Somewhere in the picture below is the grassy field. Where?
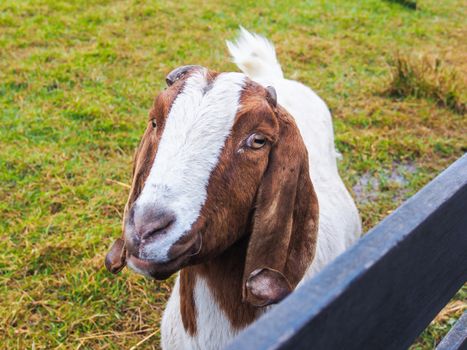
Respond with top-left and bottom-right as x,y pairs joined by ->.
0,0 -> 465,348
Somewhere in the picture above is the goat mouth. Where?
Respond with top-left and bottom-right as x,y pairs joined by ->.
127,253 -> 189,280
127,232 -> 202,280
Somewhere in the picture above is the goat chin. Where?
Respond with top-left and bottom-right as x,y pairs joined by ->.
157,28 -> 362,350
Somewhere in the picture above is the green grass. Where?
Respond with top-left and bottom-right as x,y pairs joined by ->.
0,0 -> 465,348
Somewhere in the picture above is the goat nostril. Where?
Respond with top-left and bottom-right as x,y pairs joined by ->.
140,216 -> 175,240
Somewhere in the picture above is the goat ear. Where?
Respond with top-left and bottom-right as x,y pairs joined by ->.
105,238 -> 127,274
105,195 -> 132,274
242,107 -> 319,307
245,267 -> 292,307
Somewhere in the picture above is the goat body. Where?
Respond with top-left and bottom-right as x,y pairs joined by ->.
159,29 -> 361,349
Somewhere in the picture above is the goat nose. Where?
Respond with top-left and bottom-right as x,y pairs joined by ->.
133,205 -> 176,240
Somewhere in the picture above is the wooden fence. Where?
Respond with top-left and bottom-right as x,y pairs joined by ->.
227,154 -> 467,350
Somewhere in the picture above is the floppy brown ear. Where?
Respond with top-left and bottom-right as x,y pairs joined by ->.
242,107 -> 319,307
105,184 -> 132,274
105,238 -> 127,274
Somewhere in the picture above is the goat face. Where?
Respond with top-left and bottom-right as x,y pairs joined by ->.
106,65 -> 319,306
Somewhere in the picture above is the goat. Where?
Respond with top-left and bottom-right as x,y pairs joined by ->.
105,28 -> 361,349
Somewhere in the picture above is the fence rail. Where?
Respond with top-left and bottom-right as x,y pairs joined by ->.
227,154 -> 467,350
436,311 -> 467,350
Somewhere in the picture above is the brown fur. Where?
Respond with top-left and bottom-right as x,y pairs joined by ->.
180,268 -> 197,335
105,68 -> 319,336
174,83 -> 319,331
242,103 -> 319,306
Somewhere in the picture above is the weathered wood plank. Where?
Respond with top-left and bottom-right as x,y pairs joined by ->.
436,311 -> 467,350
226,154 -> 467,350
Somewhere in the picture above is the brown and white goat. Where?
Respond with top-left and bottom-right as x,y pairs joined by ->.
105,28 -> 361,349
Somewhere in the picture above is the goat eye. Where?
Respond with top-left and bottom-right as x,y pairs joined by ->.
246,134 -> 266,149
151,119 -> 157,128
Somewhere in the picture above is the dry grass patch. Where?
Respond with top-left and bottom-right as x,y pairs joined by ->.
385,54 -> 466,114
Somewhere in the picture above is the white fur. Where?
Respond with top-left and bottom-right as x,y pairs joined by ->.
161,276 -> 239,350
134,71 -> 246,262
160,29 -> 362,349
226,26 -> 283,80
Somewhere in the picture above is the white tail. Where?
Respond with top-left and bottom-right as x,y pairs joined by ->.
226,27 -> 283,81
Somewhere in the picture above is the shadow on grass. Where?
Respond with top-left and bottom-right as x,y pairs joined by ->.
384,0 -> 417,10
